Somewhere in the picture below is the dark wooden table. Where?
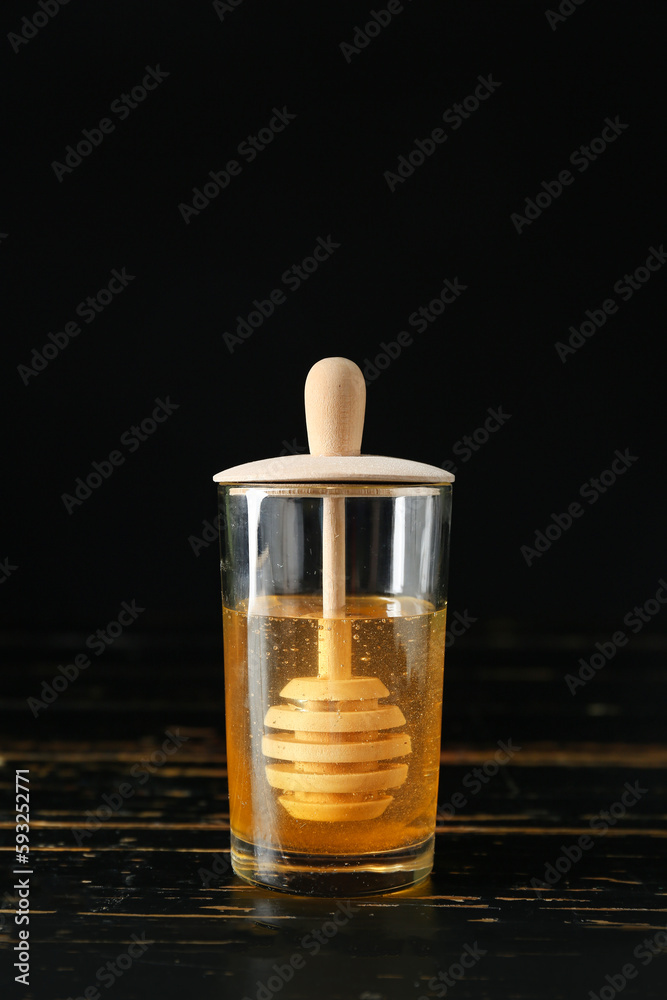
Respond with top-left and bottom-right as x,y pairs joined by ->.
1,631 -> 665,999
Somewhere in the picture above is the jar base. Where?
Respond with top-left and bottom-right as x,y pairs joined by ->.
230,833 -> 434,896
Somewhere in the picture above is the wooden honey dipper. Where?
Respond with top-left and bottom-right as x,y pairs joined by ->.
261,358 -> 412,822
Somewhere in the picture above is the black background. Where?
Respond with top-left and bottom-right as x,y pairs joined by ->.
1,7 -> 666,999
2,0 -> 665,642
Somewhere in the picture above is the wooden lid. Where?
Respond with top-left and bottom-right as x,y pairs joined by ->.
212,357 -> 455,484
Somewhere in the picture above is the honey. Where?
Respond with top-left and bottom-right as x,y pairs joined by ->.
223,595 -> 446,859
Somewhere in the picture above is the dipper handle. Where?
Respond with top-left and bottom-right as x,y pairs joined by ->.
261,356 -> 412,823
304,358 -> 366,456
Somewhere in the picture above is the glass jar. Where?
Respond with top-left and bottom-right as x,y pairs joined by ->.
218,481 -> 452,895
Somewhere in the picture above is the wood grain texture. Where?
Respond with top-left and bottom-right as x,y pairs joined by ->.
0,642 -> 665,999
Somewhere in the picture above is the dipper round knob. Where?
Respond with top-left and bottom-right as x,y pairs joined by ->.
304,357 -> 366,457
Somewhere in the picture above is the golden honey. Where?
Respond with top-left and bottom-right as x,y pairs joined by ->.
223,595 -> 446,860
